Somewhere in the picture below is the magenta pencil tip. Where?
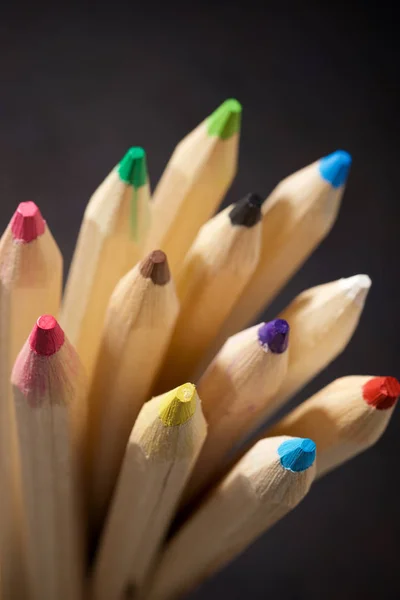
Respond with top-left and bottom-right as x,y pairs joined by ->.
29,315 -> 65,356
10,201 -> 45,242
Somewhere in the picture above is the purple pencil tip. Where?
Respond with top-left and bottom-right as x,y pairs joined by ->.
258,319 -> 289,354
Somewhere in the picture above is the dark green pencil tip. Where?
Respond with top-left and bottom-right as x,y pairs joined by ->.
207,99 -> 242,140
118,147 -> 148,188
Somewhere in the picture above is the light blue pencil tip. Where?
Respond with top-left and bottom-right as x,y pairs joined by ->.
278,438 -> 316,473
319,150 -> 352,188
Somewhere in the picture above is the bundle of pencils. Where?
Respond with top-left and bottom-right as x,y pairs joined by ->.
0,99 -> 397,600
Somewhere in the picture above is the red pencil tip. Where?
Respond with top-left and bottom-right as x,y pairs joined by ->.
10,201 -> 46,242
29,315 -> 65,356
362,376 -> 400,410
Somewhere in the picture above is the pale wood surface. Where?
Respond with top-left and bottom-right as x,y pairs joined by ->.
213,159 -> 346,349
11,326 -> 87,600
146,436 -> 315,600
181,323 -> 288,508
91,384 -> 207,600
267,376 -> 396,477
61,168 -> 150,382
143,119 -> 239,274
0,219 -> 62,598
273,275 -> 371,406
154,205 -> 261,393
87,258 -> 179,535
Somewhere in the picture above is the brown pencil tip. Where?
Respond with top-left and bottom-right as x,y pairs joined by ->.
139,250 -> 170,285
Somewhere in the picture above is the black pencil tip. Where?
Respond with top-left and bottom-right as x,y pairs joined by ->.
228,193 -> 263,228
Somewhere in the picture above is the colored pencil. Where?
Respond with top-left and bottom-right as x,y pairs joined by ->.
11,315 -> 87,600
90,383 -> 207,600
61,147 -> 151,381
266,375 -> 399,477
143,99 -> 241,273
215,150 -> 352,345
181,318 -> 290,508
155,193 -> 262,392
87,250 -> 179,535
0,201 -> 62,597
146,436 -> 316,600
270,274 -> 371,407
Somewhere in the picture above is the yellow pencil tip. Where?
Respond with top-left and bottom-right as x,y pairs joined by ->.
159,383 -> 197,426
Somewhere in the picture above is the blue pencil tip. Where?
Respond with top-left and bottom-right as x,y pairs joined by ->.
278,438 -> 316,473
319,150 -> 352,188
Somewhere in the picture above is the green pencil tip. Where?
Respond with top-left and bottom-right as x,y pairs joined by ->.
207,99 -> 242,140
118,147 -> 148,188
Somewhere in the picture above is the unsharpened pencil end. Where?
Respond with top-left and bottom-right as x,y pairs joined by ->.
229,193 -> 263,228
319,150 -> 352,188
258,319 -> 290,354
29,315 -> 65,356
159,383 -> 197,426
278,438 -> 316,472
207,98 -> 242,140
363,376 -> 400,410
139,250 -> 170,285
340,274 -> 371,308
118,147 -> 148,188
10,201 -> 45,242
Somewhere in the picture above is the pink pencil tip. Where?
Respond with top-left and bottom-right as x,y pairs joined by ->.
10,201 -> 46,242
29,315 -> 65,356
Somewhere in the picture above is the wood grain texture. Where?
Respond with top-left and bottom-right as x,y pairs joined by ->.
146,435 -> 316,600
86,252 -> 179,536
0,204 -> 62,598
61,162 -> 150,382
181,321 -> 289,508
266,375 -> 398,477
11,317 -> 87,600
143,100 -> 241,274
214,156 -> 348,348
90,383 -> 207,600
154,201 -> 261,392
273,274 -> 371,406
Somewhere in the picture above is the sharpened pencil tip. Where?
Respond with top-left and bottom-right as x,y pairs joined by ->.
319,150 -> 352,188
139,250 -> 170,285
207,99 -> 242,140
340,274 -> 371,308
159,383 -> 197,426
29,315 -> 65,356
118,147 -> 148,188
278,438 -> 316,472
229,193 -> 263,228
258,319 -> 290,354
10,201 -> 45,242
363,376 -> 400,410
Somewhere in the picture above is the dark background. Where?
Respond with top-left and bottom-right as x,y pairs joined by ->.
1,2 -> 399,598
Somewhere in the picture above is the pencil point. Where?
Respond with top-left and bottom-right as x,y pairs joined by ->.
159,383 -> 197,426
139,250 -> 170,285
10,201 -> 45,242
29,315 -> 65,356
319,150 -> 352,188
340,274 -> 371,307
258,319 -> 290,354
362,376 -> 400,410
229,193 -> 263,228
278,438 -> 316,472
207,99 -> 242,140
118,147 -> 148,188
